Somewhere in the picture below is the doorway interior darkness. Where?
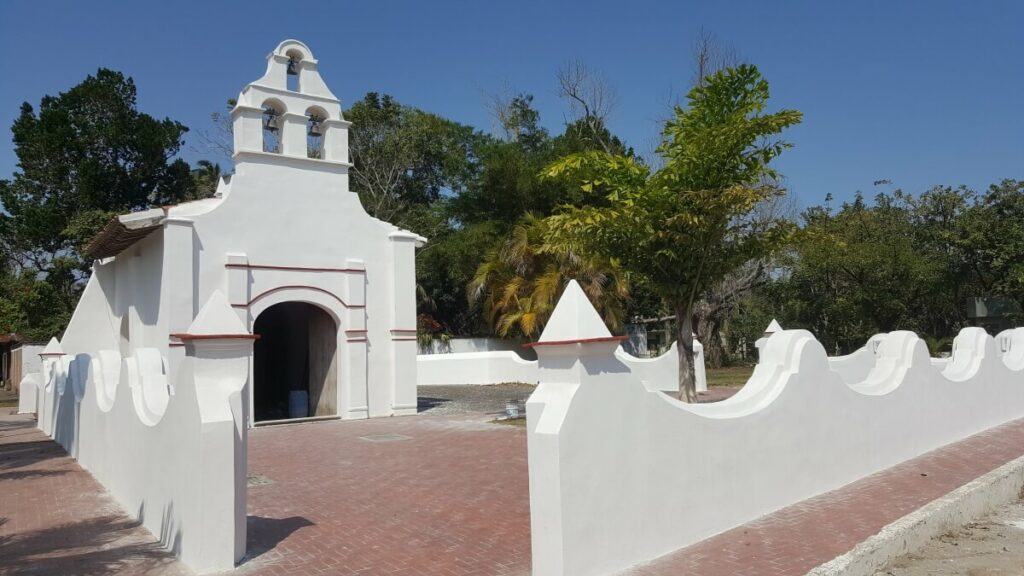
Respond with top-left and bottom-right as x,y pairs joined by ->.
253,302 -> 338,422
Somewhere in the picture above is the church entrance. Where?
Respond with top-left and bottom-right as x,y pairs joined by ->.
253,302 -> 338,423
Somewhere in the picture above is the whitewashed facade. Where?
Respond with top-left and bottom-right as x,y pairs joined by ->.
27,39 -> 424,572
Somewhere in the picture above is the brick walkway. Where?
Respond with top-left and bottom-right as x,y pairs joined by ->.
239,414 -> 530,576
0,409 -> 189,576
624,416 -> 1024,575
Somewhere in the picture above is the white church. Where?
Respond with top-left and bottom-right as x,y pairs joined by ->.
65,39 -> 424,426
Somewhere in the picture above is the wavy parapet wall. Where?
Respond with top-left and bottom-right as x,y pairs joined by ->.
27,290 -> 253,573
526,282 -> 1024,576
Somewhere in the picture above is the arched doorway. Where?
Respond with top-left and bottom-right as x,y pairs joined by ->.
252,302 -> 338,423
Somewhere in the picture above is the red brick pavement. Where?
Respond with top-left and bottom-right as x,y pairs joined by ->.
239,415 -> 531,576
625,416 -> 1024,575
0,409 -> 189,576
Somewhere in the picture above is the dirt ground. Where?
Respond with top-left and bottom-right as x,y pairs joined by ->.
877,498 -> 1024,575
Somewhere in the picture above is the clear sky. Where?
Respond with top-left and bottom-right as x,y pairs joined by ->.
1,0 -> 1021,207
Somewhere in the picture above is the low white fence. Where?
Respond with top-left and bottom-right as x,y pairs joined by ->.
526,283 -> 1024,576
417,341 -> 707,393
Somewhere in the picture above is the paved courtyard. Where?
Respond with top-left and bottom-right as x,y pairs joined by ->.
240,411 -> 530,576
3,387 -> 1024,575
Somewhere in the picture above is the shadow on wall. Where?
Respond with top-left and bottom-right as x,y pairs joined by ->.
242,515 -> 315,564
136,501 -> 183,561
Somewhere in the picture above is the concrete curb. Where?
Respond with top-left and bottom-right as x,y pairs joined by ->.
806,454 -> 1024,576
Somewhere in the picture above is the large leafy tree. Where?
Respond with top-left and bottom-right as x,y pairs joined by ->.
346,92 -> 479,226
777,193 -> 951,352
955,179 -> 1024,315
544,65 -> 801,401
0,69 -> 194,273
0,69 -> 195,338
427,93 -> 641,335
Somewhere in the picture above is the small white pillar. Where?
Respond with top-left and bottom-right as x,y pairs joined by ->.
281,112 -> 308,157
755,318 -> 784,358
323,119 -> 351,164
38,337 -> 65,434
387,231 -> 426,417
525,281 -> 625,576
342,259 -> 369,419
172,290 -> 255,568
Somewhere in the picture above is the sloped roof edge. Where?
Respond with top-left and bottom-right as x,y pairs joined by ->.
83,208 -> 165,260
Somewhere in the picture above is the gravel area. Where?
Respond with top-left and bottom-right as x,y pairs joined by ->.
418,383 -> 536,417
877,497 -> 1024,575
419,383 -> 741,419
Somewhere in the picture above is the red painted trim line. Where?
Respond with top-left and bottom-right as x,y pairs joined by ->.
225,263 -> 365,274
170,332 -> 261,341
345,329 -> 368,333
390,328 -> 417,333
246,285 -> 352,309
522,335 -> 628,348
38,352 -> 66,356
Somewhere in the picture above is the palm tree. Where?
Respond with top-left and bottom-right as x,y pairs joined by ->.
469,213 -> 629,338
189,160 -> 222,200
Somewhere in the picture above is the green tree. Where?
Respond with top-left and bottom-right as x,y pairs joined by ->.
346,92 -> 479,226
189,160 -> 223,200
428,93 -> 638,336
955,180 -> 1024,315
0,69 -> 196,338
776,192 -> 951,352
544,65 -> 801,401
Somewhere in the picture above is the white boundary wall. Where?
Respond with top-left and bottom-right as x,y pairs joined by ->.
31,290 -> 251,573
417,350 -> 540,385
526,284 -> 1024,576
417,341 -> 707,393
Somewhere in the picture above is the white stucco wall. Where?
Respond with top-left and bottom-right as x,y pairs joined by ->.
15,344 -> 44,414
526,285 -> 1024,576
416,342 -> 707,392
18,343 -> 44,379
417,350 -> 541,385
34,289 -> 250,573
419,337 -> 536,359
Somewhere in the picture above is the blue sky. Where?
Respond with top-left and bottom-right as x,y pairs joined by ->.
1,0 -> 1021,207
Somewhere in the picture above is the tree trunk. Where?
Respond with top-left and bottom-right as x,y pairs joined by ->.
696,313 -> 726,369
674,301 -> 699,403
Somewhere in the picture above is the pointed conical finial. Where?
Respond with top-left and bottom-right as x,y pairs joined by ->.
765,319 -> 783,335
525,281 -> 624,353
39,336 -> 64,357
172,290 -> 256,342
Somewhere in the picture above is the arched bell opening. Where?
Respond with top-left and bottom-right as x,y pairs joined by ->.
252,302 -> 338,423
